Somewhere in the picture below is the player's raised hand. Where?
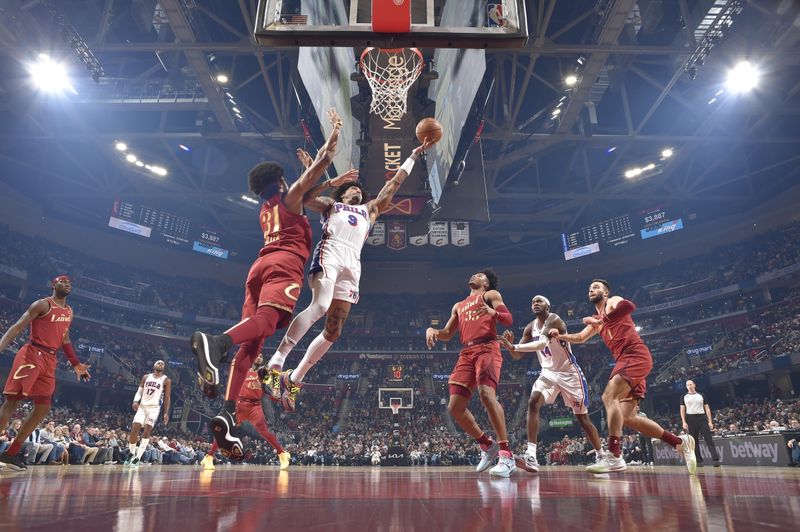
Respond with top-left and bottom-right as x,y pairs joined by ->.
327,108 -> 343,130
412,137 -> 435,156
296,148 -> 313,169
583,316 -> 602,329
74,363 -> 91,382
547,328 -> 560,339
425,327 -> 439,349
329,168 -> 359,187
502,330 -> 515,344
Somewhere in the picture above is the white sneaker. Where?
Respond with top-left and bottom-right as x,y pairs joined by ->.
586,454 -> 627,473
476,441 -> 500,473
679,434 -> 697,475
514,451 -> 539,473
489,452 -> 517,477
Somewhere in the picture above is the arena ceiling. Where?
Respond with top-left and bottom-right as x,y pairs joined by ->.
0,0 -> 799,264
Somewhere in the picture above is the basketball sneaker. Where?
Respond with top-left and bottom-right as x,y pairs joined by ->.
259,367 -> 283,402
476,440 -> 500,473
129,457 -> 140,469
0,452 -> 27,471
201,454 -> 215,471
280,371 -> 303,412
586,453 -> 627,474
278,451 -> 291,471
210,410 -> 243,461
515,450 -> 539,473
678,434 -> 697,475
123,454 -> 133,468
489,451 -> 517,478
191,331 -> 232,395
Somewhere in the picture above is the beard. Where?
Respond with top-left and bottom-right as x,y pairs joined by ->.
589,293 -> 604,304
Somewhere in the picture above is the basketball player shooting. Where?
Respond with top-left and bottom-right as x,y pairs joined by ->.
549,279 -> 696,474
426,269 -> 517,477
0,275 -> 91,471
190,109 -> 357,459
124,360 -> 171,469
498,295 -> 604,472
264,136 -> 435,412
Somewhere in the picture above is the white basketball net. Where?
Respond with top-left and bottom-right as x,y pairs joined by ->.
360,47 -> 423,122
390,402 -> 402,415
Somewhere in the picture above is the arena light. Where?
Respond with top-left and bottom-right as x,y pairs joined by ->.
624,168 -> 642,179
551,108 -> 562,117
564,74 -> 578,86
28,54 -> 74,94
125,154 -> 137,163
643,163 -> 656,171
115,141 -> 128,152
150,166 -> 168,177
231,107 -> 240,114
240,195 -> 259,205
661,148 -> 673,159
215,73 -> 229,84
607,146 -> 617,153
726,61 -> 759,93
134,160 -> 144,167
178,144 -> 191,152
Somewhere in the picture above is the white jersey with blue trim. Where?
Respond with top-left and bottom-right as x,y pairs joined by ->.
139,373 -> 167,407
320,202 -> 371,250
530,319 -> 578,372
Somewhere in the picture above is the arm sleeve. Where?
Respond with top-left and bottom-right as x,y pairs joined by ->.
680,395 -> 685,407
606,299 -> 636,320
494,304 -> 513,327
513,336 -> 550,352
134,387 -> 143,402
62,343 -> 80,367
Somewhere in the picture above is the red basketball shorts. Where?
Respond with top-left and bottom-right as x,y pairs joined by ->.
610,346 -> 653,401
242,250 -> 306,328
448,341 -> 503,397
3,344 -> 57,404
236,400 -> 267,428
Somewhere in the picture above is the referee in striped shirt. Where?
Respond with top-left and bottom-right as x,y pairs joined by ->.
680,380 -> 720,467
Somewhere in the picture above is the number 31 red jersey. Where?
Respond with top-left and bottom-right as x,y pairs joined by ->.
258,191 -> 313,261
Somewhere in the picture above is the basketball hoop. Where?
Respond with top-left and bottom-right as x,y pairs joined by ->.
360,47 -> 423,122
390,400 -> 402,415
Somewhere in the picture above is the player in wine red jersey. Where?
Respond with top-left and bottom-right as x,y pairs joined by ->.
425,269 -> 516,477
549,279 -> 696,474
0,275 -> 91,470
190,109 -> 357,459
201,354 -> 290,470
264,138 -> 433,412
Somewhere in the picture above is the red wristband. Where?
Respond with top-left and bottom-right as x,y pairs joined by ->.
62,343 -> 80,367
494,304 -> 513,327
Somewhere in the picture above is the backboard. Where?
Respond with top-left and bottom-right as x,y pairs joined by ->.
255,0 -> 528,49
378,387 -> 414,409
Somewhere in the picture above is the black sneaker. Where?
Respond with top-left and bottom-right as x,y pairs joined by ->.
0,452 -> 28,471
713,460 -> 721,467
191,332 -> 231,395
210,410 -> 243,461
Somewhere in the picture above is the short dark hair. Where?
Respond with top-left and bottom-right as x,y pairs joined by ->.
480,268 -> 499,291
332,180 -> 369,204
248,162 -> 284,196
592,278 -> 611,291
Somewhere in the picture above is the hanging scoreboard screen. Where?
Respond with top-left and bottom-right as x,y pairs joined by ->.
108,199 -> 229,259
561,205 -> 684,260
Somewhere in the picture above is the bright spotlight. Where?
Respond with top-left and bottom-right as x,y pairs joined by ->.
661,148 -> 673,158
115,142 -> 128,151
625,168 -> 642,179
551,108 -> 561,117
216,73 -> 229,84
643,163 -> 656,171
726,61 -> 759,93
134,160 -> 144,167
564,75 -> 578,86
178,144 -> 191,152
150,166 -> 168,177
125,154 -> 137,163
231,107 -> 240,113
28,55 -> 74,93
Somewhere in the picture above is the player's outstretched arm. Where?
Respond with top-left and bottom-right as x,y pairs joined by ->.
478,290 -> 513,326
303,169 -> 360,213
0,299 -> 49,352
367,139 -> 433,222
284,108 -> 342,213
62,330 -> 90,380
551,324 -> 597,344
498,330 -> 524,360
426,303 -> 459,348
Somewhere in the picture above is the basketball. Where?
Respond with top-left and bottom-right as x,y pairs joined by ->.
416,117 -> 443,144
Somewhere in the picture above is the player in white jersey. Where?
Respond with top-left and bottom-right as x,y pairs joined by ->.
499,295 -> 603,472
124,360 -> 171,468
265,138 -> 434,411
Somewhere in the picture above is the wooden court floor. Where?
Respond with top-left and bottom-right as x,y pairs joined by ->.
2,465 -> 799,531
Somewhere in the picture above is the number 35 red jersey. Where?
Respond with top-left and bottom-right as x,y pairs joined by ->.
258,192 -> 312,262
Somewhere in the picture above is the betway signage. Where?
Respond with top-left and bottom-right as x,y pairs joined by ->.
653,433 -> 795,466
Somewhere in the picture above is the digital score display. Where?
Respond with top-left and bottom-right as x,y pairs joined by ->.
561,205 -> 685,260
108,199 -> 229,259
